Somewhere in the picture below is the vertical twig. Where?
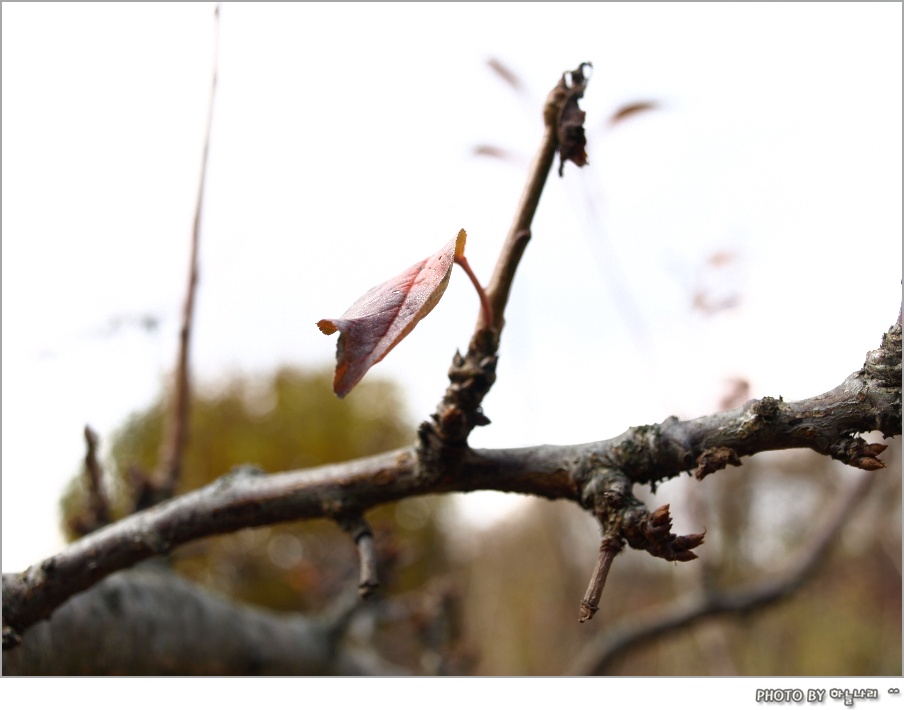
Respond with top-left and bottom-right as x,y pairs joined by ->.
339,516 -> 380,598
81,425 -> 111,530
152,5 -> 221,501
454,253 -> 493,329
579,536 -> 623,622
421,64 -> 591,451
483,63 -> 590,332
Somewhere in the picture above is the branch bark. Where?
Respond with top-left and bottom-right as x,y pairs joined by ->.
4,318 -> 899,649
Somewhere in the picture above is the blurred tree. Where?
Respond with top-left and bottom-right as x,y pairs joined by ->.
61,367 -> 450,617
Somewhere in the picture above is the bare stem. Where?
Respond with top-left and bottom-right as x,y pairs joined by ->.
421,66 -> 589,448
455,254 -> 493,330
483,132 -> 554,332
152,5 -> 220,501
339,516 -> 379,598
579,537 -> 623,623
81,425 -> 110,531
483,63 -> 589,333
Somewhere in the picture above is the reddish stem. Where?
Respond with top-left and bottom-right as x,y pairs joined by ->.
455,255 -> 494,330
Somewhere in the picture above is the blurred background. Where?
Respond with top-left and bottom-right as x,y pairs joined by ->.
2,3 -> 901,674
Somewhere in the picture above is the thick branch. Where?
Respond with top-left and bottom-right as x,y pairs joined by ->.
3,565 -> 404,675
4,319 -> 899,646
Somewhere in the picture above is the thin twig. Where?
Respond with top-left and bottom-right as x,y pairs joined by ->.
454,254 -> 493,330
482,137 -> 553,331
339,516 -> 380,598
483,63 -> 590,332
420,64 -> 591,449
152,5 -> 221,502
81,425 -> 110,531
579,537 -> 623,622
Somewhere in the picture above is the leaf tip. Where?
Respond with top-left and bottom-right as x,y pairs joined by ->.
455,229 -> 467,258
317,319 -> 338,336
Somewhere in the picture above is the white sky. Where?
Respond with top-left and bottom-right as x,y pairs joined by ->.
2,3 -> 901,572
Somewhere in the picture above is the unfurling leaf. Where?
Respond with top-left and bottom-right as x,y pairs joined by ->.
318,230 -> 468,398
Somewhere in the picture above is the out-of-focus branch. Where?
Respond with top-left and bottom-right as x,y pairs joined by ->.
151,4 -> 220,504
4,316 -> 898,647
65,425 -> 112,538
338,515 -> 380,598
79,425 -> 111,532
567,470 -> 878,675
2,565 -> 405,675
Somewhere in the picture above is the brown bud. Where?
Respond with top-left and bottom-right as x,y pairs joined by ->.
651,504 -> 672,526
855,457 -> 886,471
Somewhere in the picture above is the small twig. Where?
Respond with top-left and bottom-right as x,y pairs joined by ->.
477,64 -> 584,331
479,65 -> 582,331
339,516 -> 379,598
483,62 -> 590,332
454,254 -> 493,331
355,534 -> 379,598
579,537 -> 623,623
152,4 -> 220,502
578,481 -> 704,621
419,64 -> 591,451
82,425 -> 111,529
65,425 -> 112,537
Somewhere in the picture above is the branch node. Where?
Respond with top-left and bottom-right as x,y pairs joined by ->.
693,446 -> 742,480
831,435 -> 890,471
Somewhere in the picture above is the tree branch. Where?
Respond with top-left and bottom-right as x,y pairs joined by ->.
338,515 -> 380,598
150,4 -> 220,504
4,317 -> 898,647
418,63 -> 593,459
69,425 -> 111,536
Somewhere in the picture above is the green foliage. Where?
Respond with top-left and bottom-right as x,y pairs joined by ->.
61,367 -> 450,614
111,366 -> 412,482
